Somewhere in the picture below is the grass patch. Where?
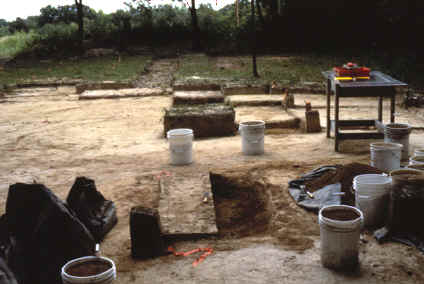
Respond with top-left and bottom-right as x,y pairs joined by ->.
175,52 -> 424,89
175,54 -> 349,85
0,54 -> 151,85
0,32 -> 36,59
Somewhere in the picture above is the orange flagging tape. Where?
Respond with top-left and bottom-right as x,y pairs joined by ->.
156,170 -> 172,180
168,246 -> 213,267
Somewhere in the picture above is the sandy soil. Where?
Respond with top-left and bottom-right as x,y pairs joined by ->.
1,86 -> 424,284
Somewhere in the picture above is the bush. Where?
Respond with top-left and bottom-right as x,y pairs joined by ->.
31,23 -> 79,56
85,12 -> 118,46
0,32 -> 36,58
0,26 -> 9,37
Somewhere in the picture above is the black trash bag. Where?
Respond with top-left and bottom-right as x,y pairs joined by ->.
0,216 -> 19,284
67,177 -> 118,242
0,215 -> 15,265
0,258 -> 18,284
288,165 -> 341,211
5,183 -> 95,284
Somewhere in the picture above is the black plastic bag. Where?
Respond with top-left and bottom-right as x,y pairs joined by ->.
67,177 -> 118,242
0,259 -> 18,284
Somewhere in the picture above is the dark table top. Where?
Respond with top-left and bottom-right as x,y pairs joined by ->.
321,70 -> 407,88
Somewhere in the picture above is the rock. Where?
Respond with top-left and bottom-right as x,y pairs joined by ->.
67,177 -> 118,242
5,183 -> 95,284
130,206 -> 165,259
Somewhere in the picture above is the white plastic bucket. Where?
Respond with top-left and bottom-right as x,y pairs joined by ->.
414,148 -> 424,157
239,120 -> 265,155
167,128 -> 193,165
406,164 -> 424,172
353,174 -> 391,228
319,205 -> 363,270
409,156 -> 424,166
384,123 -> 411,160
61,256 -> 116,284
370,142 -> 403,172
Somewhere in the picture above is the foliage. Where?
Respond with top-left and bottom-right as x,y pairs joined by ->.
85,11 -> 117,45
0,32 -> 36,58
38,4 -> 96,27
0,27 -> 9,37
8,18 -> 29,33
0,19 -> 7,27
31,23 -> 80,56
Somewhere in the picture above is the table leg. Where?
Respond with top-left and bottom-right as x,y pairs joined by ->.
326,79 -> 331,138
335,85 -> 340,152
378,96 -> 383,122
391,88 -> 395,123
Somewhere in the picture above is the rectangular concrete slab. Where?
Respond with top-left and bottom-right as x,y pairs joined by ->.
158,173 -> 218,237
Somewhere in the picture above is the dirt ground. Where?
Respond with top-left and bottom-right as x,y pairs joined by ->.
1,86 -> 424,283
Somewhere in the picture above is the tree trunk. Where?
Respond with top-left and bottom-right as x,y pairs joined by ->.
190,0 -> 202,51
75,0 -> 84,54
256,0 -> 266,28
235,0 -> 240,27
251,0 -> 259,77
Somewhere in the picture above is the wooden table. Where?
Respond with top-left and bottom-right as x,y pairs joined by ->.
322,71 -> 407,152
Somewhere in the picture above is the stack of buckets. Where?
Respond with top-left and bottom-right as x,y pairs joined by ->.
369,123 -> 412,172
409,148 -> 424,167
384,123 -> 412,161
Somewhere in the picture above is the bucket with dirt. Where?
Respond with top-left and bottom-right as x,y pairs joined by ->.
167,128 -> 194,165
319,205 -> 363,270
384,123 -> 411,160
370,142 -> 403,172
353,174 -> 391,228
61,256 -> 116,284
387,169 -> 424,239
239,120 -> 265,155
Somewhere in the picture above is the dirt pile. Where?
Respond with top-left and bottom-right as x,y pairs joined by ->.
305,163 -> 383,205
210,161 -> 320,251
210,167 -> 273,237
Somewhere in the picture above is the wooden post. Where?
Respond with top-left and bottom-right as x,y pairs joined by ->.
305,110 -> 322,133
